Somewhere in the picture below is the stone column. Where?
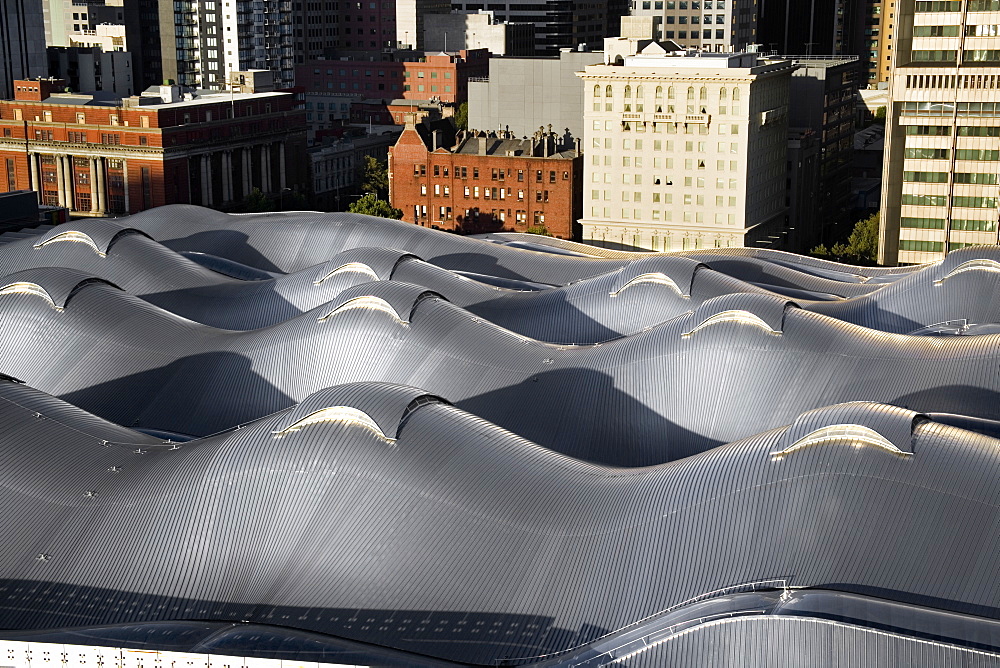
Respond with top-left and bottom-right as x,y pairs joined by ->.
201,154 -> 213,206
223,151 -> 233,202
65,155 -> 76,210
260,143 -> 270,193
89,158 -> 100,213
29,153 -> 41,201
95,157 -> 107,214
279,142 -> 286,190
122,159 -> 130,213
55,156 -> 66,208
242,147 -> 252,195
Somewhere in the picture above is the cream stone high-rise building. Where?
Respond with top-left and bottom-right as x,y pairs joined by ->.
879,0 -> 1000,265
577,40 -> 793,251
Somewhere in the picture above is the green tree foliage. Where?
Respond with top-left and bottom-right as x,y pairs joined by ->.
845,211 -> 880,264
814,212 -> 881,264
359,156 -> 390,200
874,106 -> 887,124
242,187 -> 273,212
454,102 -> 468,131
525,225 -> 552,237
348,193 -> 403,219
810,244 -> 829,257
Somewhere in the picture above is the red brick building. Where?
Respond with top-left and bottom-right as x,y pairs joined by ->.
0,79 -> 307,216
296,49 -> 489,105
389,121 -> 583,239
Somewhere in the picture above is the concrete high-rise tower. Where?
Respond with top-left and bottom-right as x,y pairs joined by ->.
879,0 -> 1000,264
1,0 -> 47,100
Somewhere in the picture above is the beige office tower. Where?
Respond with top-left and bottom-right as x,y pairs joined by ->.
880,0 -> 1000,265
577,40 -> 793,251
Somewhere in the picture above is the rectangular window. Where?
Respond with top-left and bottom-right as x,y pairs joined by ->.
899,240 -> 944,252
954,195 -> 998,207
952,218 -> 997,231
903,171 -> 949,182
956,148 -> 1000,160
954,172 -> 999,184
904,147 -> 950,159
900,217 -> 945,229
901,193 -> 948,206
906,125 -> 950,135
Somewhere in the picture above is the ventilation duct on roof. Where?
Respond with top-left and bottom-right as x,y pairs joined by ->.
0,282 -> 62,311
934,259 -> 1000,285
33,231 -> 107,257
610,272 -> 688,298
317,295 -> 408,324
313,262 -> 381,285
682,310 -> 782,338
271,406 -> 396,442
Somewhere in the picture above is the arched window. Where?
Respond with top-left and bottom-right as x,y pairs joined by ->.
687,86 -> 695,100
636,85 -> 643,98
655,86 -> 663,99
606,85 -> 613,97
732,87 -> 741,101
700,86 -> 708,100
624,85 -> 632,98
594,85 -> 601,97
720,87 -> 727,100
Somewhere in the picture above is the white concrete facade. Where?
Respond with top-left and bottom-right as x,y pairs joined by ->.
577,45 -> 792,251
879,0 -> 1000,265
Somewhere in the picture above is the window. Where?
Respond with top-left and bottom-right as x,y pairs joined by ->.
953,218 -> 997,231
899,240 -> 944,252
904,147 -> 950,159
900,217 -> 945,229
957,148 -> 1000,160
906,125 -> 950,135
903,171 -> 949,182
901,193 -> 947,206
954,172 -> 999,184
954,195 -> 998,207
911,50 -> 956,62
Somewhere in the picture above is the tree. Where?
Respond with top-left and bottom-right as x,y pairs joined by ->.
242,187 -> 273,212
348,193 -> 403,219
454,102 -> 468,131
359,156 -> 390,200
844,211 -> 880,264
810,244 -> 829,257
525,225 -> 552,237
874,106 -> 887,124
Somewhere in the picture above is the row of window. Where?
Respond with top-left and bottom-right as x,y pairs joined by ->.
899,217 -> 995,230
662,29 -> 727,39
590,207 -> 739,227
904,101 -> 1000,116
413,165 -> 567,182
593,85 -> 741,101
905,125 -> 1000,136
915,0 -> 1000,11
420,184 -> 555,202
412,206 -> 545,226
911,49 -> 1000,62
591,190 -> 739,206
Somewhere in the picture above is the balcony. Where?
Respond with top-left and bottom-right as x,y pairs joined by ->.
683,113 -> 710,123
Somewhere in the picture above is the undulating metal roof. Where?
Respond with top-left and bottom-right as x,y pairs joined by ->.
0,206 -> 997,666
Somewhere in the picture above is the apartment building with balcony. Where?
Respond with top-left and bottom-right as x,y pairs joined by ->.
577,41 -> 793,251
879,0 -> 1000,264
